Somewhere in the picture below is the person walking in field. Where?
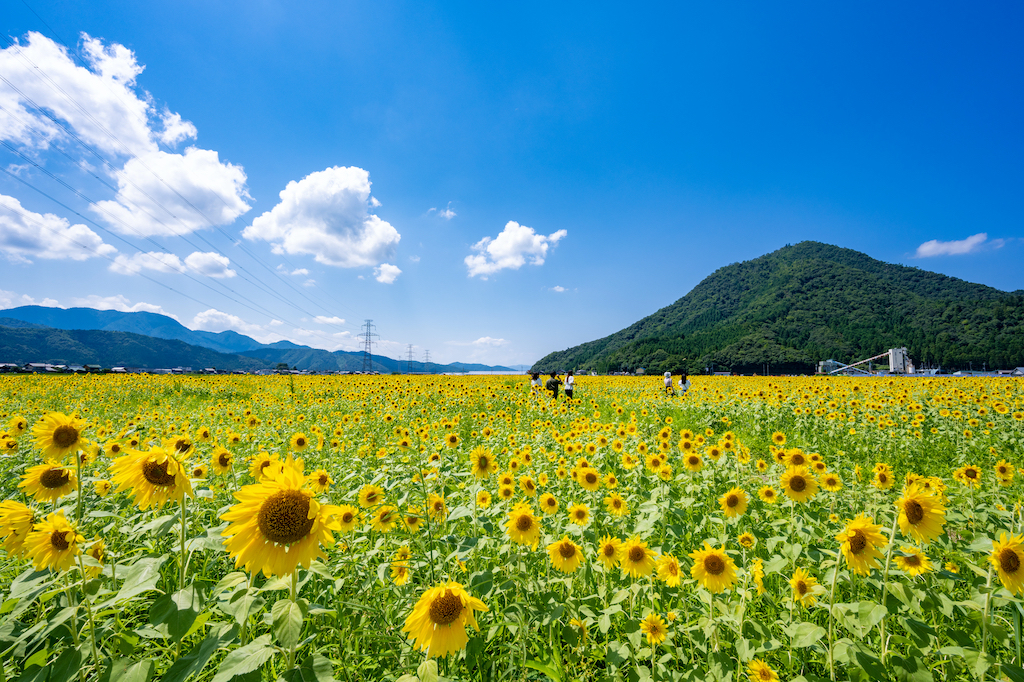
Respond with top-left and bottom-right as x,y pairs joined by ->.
564,370 -> 575,400
546,372 -> 562,400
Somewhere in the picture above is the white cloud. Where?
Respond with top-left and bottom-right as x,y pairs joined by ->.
193,308 -> 263,335
242,166 -> 400,268
268,319 -> 283,326
0,289 -> 60,309
0,194 -> 117,262
550,285 -> 566,292
409,255 -> 420,263
158,110 -> 197,146
314,315 -> 346,325
914,233 -> 1003,258
69,294 -> 175,317
290,268 -> 309,276
92,147 -> 251,236
303,279 -> 316,287
374,263 -> 401,284
109,251 -> 184,275
473,337 -> 509,347
184,251 -> 236,278
428,202 -> 457,220
465,221 -> 567,278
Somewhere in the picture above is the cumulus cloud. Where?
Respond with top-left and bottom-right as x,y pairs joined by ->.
158,110 -> 197,146
193,309 -> 263,335
465,221 -> 567,278
109,251 -> 183,275
550,285 -> 566,292
0,289 -> 59,309
314,316 -> 346,325
92,148 -> 251,236
473,337 -> 509,347
68,294 -> 175,317
0,194 -> 116,262
184,251 -> 236,278
428,202 -> 457,220
242,166 -> 400,268
374,263 -> 401,284
409,255 -> 420,263
914,233 -> 1004,258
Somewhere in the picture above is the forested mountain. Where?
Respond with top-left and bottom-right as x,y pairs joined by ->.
532,242 -> 1024,375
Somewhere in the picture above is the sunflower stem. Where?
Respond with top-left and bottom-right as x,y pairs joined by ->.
176,492 -> 187,659
826,555 -> 840,682
287,570 -> 299,670
76,554 -> 100,673
981,565 -> 993,659
878,512 -> 899,663
74,450 -> 83,527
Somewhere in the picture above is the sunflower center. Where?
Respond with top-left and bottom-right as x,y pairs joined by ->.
796,580 -> 808,595
904,554 -> 921,567
40,467 -> 70,489
296,438 -> 306,447
848,530 -> 867,554
257,490 -> 314,545
726,494 -> 739,508
999,548 -> 1021,574
218,453 -> 230,466
604,544 -> 616,557
688,456 -> 698,465
628,546 -> 645,563
965,469 -> 977,479
559,542 -> 576,559
318,474 -> 329,485
174,439 -> 191,453
585,472 -> 597,485
478,456 -> 488,469
546,498 -> 556,507
52,425 -> 80,449
904,500 -> 924,525
758,668 -> 773,681
428,590 -> 464,626
791,454 -> 805,465
142,460 -> 176,486
703,554 -> 726,575
515,515 -> 533,532
50,530 -> 70,551
789,476 -> 807,492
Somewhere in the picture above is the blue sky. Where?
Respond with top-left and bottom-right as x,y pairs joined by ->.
1,1 -> 1021,366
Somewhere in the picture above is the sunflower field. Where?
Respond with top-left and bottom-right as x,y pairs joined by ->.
1,373 -> 1023,682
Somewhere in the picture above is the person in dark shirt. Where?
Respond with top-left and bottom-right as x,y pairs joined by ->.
545,372 -> 562,400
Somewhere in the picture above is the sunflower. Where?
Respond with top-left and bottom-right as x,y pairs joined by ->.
640,613 -> 668,645
539,493 -> 559,515
719,487 -> 748,518
221,465 -> 342,577
163,435 -> 195,458
747,659 -> 779,682
309,469 -> 333,493
821,472 -> 843,492
476,490 -> 492,508
604,492 -> 627,517
498,485 -> 514,501
577,467 -> 601,492
681,453 -> 703,473
620,536 -> 657,578
358,484 -> 385,508
598,535 -> 623,570
689,543 -> 736,593
990,533 -> 1024,595
954,465 -> 982,488
427,494 -> 448,522
0,500 -> 35,557
402,581 -> 487,658
24,511 -> 83,572
110,447 -> 194,510
335,504 -> 360,533
403,508 -> 424,533
547,536 -> 584,573
32,412 -> 87,461
391,561 -> 411,586
469,447 -> 498,479
519,476 -> 537,497
785,449 -> 808,467
211,447 -> 234,474
444,433 -> 460,448
758,486 -> 779,504
738,532 -> 756,549
750,558 -> 765,595
8,415 -> 27,435
895,486 -> 945,545
568,503 -> 591,526
790,567 -> 819,606
871,470 -> 894,490
249,452 -> 281,481
771,432 -> 786,446
506,503 -> 541,549
755,459 -> 768,472
657,554 -> 682,587
780,466 -> 818,504
894,546 -> 932,577
836,515 -> 887,576
370,505 -> 400,532
18,463 -> 77,503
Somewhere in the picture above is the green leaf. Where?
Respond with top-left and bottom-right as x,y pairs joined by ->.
272,599 -> 306,649
605,639 -> 629,666
47,647 -> 85,682
162,623 -> 238,682
1001,663 -> 1024,682
788,622 -> 825,648
220,588 -> 266,626
211,634 -> 277,682
115,659 -> 155,682
114,557 -> 166,602
525,659 -> 562,682
889,651 -> 932,682
278,654 -> 338,682
416,659 -> 438,682
149,584 -> 203,642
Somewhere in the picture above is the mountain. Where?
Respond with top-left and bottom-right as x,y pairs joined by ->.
531,241 -> 1024,375
0,326 -> 269,370
0,307 -> 516,373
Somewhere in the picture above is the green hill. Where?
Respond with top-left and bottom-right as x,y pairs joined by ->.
532,241 -> 1024,375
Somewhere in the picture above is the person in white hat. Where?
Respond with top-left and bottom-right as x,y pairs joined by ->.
663,371 -> 674,396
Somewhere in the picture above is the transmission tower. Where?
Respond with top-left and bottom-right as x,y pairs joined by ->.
423,350 -> 431,373
406,344 -> 414,373
358,320 -> 379,372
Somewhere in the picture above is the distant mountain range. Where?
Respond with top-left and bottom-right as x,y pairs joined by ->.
0,306 -> 514,373
532,241 -> 1024,375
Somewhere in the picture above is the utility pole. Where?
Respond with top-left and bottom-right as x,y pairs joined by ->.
424,350 -> 431,373
358,320 -> 378,373
406,344 -> 414,373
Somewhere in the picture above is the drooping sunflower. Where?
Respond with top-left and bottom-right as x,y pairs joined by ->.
790,567 -> 819,607
402,581 -> 487,658
547,536 -> 583,573
719,487 -> 748,519
835,514 -> 887,576
31,412 -> 88,461
19,462 -> 77,503
221,464 -> 342,577
0,500 -> 35,557
358,484 -> 385,508
24,511 -> 83,572
519,476 -> 537,497
689,543 -> 737,593
758,486 -> 779,504
620,536 -> 657,578
780,466 -> 818,504
640,613 -> 668,646
391,561 -> 411,586
894,546 -> 932,577
895,486 -> 946,545
427,493 -> 448,522
567,503 -> 590,527
505,503 -> 541,549
539,493 -> 559,515
597,535 -> 623,570
990,533 -> 1024,595
750,558 -> 765,595
657,554 -> 682,587
747,659 -> 779,682
110,447 -> 194,510
8,414 -> 28,435
604,493 -> 628,517
469,446 -> 498,479
82,537 -> 106,578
